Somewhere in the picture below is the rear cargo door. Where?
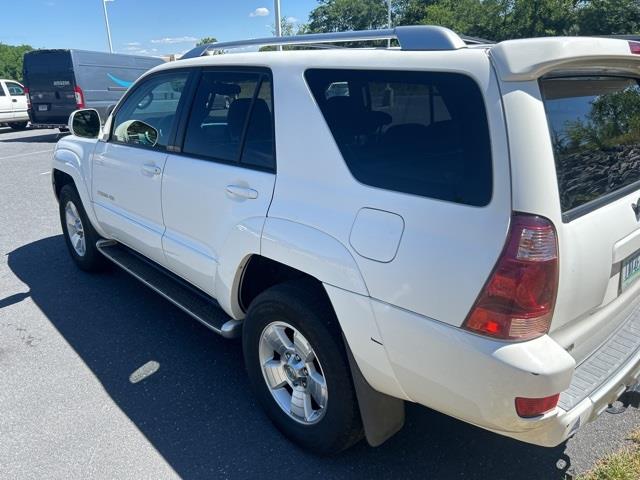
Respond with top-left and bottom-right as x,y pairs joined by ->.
24,51 -> 77,125
539,75 -> 640,362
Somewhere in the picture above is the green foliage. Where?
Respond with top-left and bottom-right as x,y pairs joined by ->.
196,37 -> 224,55
307,0 -> 389,33
577,0 -> 640,35
0,43 -> 33,82
196,37 -> 218,46
397,0 -> 578,41
305,0 -> 640,42
565,87 -> 640,149
260,18 -> 308,51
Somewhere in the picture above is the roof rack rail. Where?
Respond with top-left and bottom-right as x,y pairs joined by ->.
181,25 -> 489,59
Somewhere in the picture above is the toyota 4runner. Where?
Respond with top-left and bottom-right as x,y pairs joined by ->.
52,26 -> 640,454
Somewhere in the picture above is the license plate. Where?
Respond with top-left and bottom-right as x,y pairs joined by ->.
38,105 -> 48,111
621,250 -> 640,291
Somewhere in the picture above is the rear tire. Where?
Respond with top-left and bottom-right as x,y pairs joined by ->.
243,280 -> 363,455
59,184 -> 106,272
8,121 -> 28,130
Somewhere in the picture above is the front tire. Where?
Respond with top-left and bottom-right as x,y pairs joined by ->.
243,281 -> 363,455
59,184 -> 106,272
8,121 -> 28,130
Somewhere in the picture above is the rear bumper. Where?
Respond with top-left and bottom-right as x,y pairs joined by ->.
368,295 -> 640,447
505,345 -> 640,446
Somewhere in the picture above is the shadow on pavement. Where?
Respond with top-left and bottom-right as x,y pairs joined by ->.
7,235 -> 574,480
0,130 -> 67,143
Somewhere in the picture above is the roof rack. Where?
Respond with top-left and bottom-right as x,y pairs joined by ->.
181,25 -> 491,59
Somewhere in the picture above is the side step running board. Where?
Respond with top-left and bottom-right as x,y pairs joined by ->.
96,239 -> 242,339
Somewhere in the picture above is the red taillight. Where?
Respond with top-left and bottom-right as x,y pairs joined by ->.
463,213 -> 559,341
24,87 -> 31,109
74,86 -> 85,109
630,41 -> 640,55
515,394 -> 560,418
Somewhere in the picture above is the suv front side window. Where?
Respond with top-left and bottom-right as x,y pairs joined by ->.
6,82 -> 24,96
112,72 -> 188,149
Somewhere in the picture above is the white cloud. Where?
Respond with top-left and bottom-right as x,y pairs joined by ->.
249,7 -> 269,17
286,16 -> 298,23
151,36 -> 197,44
125,42 -> 141,47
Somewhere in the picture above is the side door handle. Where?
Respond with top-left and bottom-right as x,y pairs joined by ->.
142,163 -> 162,176
226,185 -> 258,199
11,99 -> 17,103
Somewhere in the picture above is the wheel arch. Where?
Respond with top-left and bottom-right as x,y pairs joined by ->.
52,143 -> 107,238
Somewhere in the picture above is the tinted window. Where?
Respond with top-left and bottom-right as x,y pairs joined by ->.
541,76 -> 640,214
6,82 -> 24,96
183,72 -> 260,163
305,69 -> 492,206
241,78 -> 275,170
0,85 -> 5,96
113,72 -> 188,149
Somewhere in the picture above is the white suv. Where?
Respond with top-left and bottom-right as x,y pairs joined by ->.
51,26 -> 640,454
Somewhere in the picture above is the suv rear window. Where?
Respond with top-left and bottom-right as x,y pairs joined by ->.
541,76 -> 640,217
305,69 -> 492,206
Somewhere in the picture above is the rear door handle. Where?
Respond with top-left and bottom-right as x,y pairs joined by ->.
11,99 -> 17,103
226,185 -> 258,199
142,164 -> 162,176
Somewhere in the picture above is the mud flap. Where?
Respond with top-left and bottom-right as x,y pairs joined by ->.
344,337 -> 405,447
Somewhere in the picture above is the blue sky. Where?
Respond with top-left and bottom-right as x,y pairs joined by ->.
1,0 -> 318,55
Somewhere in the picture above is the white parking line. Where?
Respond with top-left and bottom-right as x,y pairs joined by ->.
39,171 -> 51,175
0,148 -> 54,160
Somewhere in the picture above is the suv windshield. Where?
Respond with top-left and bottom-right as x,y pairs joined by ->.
541,76 -> 640,218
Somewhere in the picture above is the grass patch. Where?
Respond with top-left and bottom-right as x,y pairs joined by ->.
576,429 -> 640,480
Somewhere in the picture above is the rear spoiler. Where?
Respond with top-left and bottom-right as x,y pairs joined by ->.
489,37 -> 640,81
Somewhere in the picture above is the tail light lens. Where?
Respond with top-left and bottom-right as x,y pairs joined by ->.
24,87 -> 31,109
463,213 -> 559,341
74,86 -> 85,109
629,41 -> 640,55
515,394 -> 560,418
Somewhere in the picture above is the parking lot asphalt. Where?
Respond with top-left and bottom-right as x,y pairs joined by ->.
1,126 -> 639,480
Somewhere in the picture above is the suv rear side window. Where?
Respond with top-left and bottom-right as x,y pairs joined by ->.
305,69 -> 492,206
182,71 -> 275,169
541,76 -> 640,216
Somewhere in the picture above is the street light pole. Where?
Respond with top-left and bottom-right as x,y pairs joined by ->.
102,0 -> 114,53
274,0 -> 282,51
387,0 -> 392,48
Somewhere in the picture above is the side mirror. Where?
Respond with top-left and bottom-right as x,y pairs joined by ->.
69,109 -> 101,139
125,120 -> 159,147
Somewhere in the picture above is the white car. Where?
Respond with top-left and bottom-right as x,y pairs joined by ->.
0,79 -> 29,129
51,26 -> 640,454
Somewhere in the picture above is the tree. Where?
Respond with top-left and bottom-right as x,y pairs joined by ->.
260,17 -> 307,51
400,0 -> 577,42
307,0 -> 389,33
0,43 -> 33,82
195,36 -> 224,55
196,37 -> 218,46
577,0 -> 640,36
